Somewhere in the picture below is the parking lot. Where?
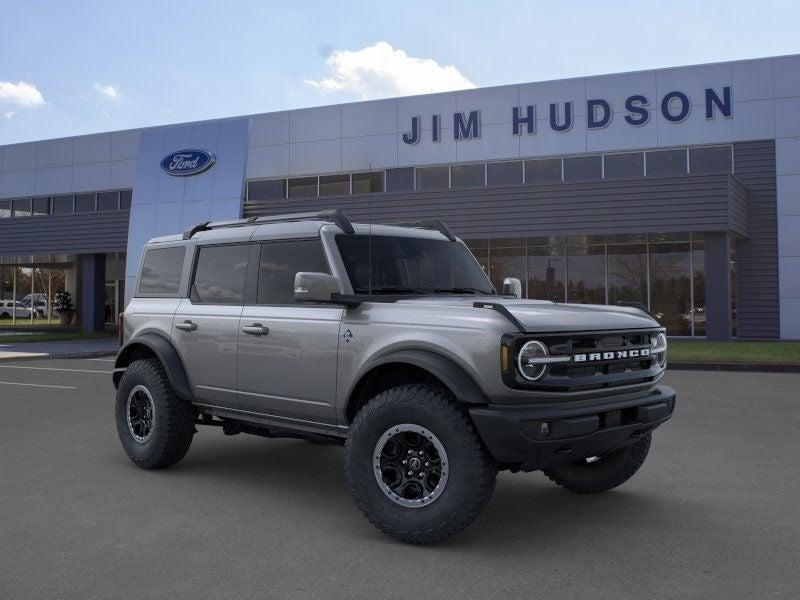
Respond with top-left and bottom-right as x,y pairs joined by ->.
1,359 -> 798,599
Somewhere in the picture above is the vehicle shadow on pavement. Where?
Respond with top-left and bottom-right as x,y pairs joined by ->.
128,431 -> 684,550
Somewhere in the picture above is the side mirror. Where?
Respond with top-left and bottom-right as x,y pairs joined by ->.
502,277 -> 523,299
294,272 -> 341,303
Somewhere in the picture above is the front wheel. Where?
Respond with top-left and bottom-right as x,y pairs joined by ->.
115,358 -> 196,469
543,433 -> 652,494
345,384 -> 497,544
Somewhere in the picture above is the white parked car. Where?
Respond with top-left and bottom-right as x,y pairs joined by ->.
0,301 -> 32,320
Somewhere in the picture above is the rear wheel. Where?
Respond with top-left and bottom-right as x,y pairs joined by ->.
115,358 -> 196,469
543,433 -> 652,494
345,384 -> 497,544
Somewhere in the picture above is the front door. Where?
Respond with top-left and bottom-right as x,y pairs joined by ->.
237,239 -> 342,430
173,243 -> 251,407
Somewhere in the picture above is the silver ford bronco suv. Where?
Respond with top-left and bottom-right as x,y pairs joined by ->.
114,209 -> 675,544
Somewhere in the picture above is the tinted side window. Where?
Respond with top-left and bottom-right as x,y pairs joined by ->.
138,247 -> 186,295
258,240 -> 329,304
192,245 -> 250,304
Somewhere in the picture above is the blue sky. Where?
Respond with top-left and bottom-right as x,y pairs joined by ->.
1,0 -> 799,144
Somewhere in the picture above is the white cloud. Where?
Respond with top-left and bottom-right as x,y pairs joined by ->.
93,82 -> 121,100
0,81 -> 44,107
304,41 -> 475,100
4,110 -> 17,119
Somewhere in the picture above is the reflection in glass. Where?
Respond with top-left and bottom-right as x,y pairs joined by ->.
319,174 -> 350,196
451,163 -> 485,188
528,240 -> 565,302
488,240 -> 526,294
649,242 -> 691,335
487,161 -> 523,186
416,166 -> 449,191
567,243 -> 605,304
692,237 -> 706,337
287,177 -> 317,198
352,172 -> 384,194
607,244 -> 647,306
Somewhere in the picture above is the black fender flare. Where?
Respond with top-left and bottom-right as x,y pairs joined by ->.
113,333 -> 192,400
351,348 -> 488,407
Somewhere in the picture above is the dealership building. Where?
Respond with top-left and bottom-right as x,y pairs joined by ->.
1,54 -> 799,340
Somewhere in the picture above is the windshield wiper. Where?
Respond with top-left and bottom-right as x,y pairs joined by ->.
356,286 -> 428,295
433,287 -> 495,295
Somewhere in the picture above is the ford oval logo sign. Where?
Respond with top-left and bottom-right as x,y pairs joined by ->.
160,149 -> 215,176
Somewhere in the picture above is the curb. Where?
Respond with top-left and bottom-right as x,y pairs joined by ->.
0,350 -> 117,363
670,361 -> 800,373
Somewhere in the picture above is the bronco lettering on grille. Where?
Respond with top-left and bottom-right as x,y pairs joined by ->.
573,348 -> 651,363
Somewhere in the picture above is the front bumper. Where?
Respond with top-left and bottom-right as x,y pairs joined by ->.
469,385 -> 676,472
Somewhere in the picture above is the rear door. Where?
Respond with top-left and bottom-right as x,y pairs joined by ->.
237,238 -> 343,430
173,243 -> 253,407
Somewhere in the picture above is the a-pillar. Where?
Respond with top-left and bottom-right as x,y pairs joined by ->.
80,253 -> 106,333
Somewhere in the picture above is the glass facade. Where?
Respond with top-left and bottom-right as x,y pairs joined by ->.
465,232 -> 715,336
243,145 -> 733,201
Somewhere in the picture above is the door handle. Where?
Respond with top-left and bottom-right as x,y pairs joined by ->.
175,320 -> 198,332
242,323 -> 268,336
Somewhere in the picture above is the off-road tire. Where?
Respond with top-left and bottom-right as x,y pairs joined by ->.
115,358 -> 196,469
543,433 -> 652,494
345,384 -> 497,544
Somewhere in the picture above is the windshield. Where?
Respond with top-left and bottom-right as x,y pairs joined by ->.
336,234 -> 495,295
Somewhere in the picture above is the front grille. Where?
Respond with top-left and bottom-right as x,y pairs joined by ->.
506,329 -> 665,393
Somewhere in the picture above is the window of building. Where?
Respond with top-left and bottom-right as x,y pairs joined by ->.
524,158 -> 562,184
138,246 -> 186,295
487,161 -> 523,186
287,177 -> 317,198
567,241 -> 605,304
527,237 -> 566,302
97,192 -> 119,211
465,239 -> 489,275
12,198 -> 32,218
649,241 -> 692,335
352,171 -> 384,194
488,238 -> 526,294
690,145 -> 732,174
451,163 -> 485,188
32,197 -> 50,216
257,240 -> 329,304
646,149 -> 687,176
0,200 -> 11,218
249,179 -> 286,201
386,167 -> 415,192
692,234 -> 706,337
51,195 -> 73,214
416,166 -> 449,191
74,194 -> 96,212
120,190 -> 132,210
319,174 -> 350,196
604,152 -> 644,178
564,155 -> 603,181
607,243 -> 648,306
191,244 -> 250,304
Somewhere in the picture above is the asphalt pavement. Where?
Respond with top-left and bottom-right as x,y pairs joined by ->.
1,359 -> 798,599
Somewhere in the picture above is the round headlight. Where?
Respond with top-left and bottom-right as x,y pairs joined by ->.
653,332 -> 667,367
517,340 -> 549,381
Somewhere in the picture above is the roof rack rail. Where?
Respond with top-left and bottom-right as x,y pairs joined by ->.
254,209 -> 354,234
182,209 -> 355,239
387,219 -> 457,241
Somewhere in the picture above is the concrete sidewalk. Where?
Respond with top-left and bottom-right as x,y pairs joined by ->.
0,337 -> 119,361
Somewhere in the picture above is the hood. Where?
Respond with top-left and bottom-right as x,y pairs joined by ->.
395,296 -> 660,333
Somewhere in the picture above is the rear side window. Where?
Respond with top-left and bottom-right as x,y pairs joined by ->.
138,247 -> 186,295
191,244 -> 251,304
258,240 -> 329,304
